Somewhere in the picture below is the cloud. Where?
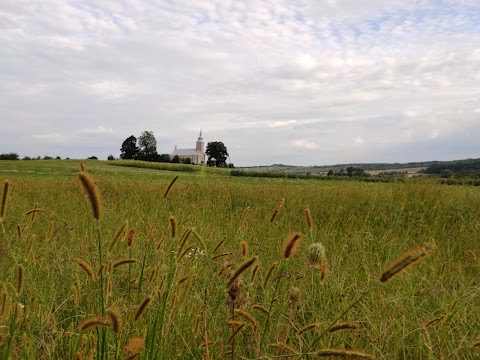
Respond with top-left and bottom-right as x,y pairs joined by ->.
32,133 -> 65,144
268,120 -> 296,128
354,136 -> 365,144
79,126 -> 114,135
292,139 -> 320,149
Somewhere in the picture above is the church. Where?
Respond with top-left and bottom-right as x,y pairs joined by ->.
170,131 -> 205,165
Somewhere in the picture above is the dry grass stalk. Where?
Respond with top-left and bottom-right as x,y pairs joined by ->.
226,256 -> 258,289
263,262 -> 278,288
78,316 -> 111,331
329,322 -> 360,333
192,228 -> 207,251
315,348 -> 375,359
212,252 -> 232,260
164,175 -> 179,199
252,304 -> 270,315
270,198 -> 285,223
126,229 -> 136,247
234,308 -> 258,329
250,264 -> 259,282
0,180 -> 10,220
298,323 -> 320,335
113,259 -> 137,268
75,259 -> 95,279
304,205 -> 314,230
1,286 -> 9,319
179,227 -> 193,247
16,264 -> 25,295
107,306 -> 123,334
240,241 -> 248,257
283,232 -> 303,259
218,260 -> 233,276
268,342 -> 299,355
78,171 -> 103,220
213,236 -> 227,255
170,216 -> 178,238
134,295 -> 152,321
227,323 -> 245,344
24,208 -> 45,216
109,221 -> 127,252
124,336 -> 144,359
380,243 -> 436,283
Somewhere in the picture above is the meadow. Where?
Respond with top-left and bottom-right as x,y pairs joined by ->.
0,160 -> 479,359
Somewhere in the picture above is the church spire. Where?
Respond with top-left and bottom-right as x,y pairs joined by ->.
198,129 -> 203,141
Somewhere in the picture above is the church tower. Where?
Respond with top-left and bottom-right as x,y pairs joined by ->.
196,130 -> 205,165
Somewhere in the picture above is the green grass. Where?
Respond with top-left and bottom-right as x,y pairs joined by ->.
0,160 -> 479,359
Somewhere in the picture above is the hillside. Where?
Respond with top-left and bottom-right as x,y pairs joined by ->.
239,158 -> 480,176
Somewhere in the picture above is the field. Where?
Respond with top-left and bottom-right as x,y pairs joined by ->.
0,160 -> 479,359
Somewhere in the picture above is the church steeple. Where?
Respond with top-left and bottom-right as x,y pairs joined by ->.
196,130 -> 205,165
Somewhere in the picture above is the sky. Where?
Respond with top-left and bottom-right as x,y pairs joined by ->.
1,0 -> 479,166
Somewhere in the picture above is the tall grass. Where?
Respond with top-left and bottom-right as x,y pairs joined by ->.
0,164 -> 479,359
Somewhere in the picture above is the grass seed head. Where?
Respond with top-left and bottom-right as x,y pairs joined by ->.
283,232 -> 303,259
287,286 -> 301,305
0,180 -> 10,220
170,216 -> 178,238
126,229 -> 136,247
75,258 -> 95,280
380,243 -> 436,283
226,256 -> 258,289
134,296 -> 152,321
304,205 -> 314,230
270,198 -> 285,223
78,171 -> 103,220
79,316 -> 111,331
16,265 -> 25,295
164,175 -> 179,199
124,336 -> 144,359
107,306 -> 123,334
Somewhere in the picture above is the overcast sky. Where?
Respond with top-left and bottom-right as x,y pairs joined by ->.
1,0 -> 479,166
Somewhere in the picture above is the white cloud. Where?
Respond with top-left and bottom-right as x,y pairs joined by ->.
32,133 -> 65,144
79,126 -> 114,135
268,120 -> 296,128
292,139 -> 319,149
354,136 -> 365,144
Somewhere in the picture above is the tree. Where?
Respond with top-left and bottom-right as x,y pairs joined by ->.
206,141 -> 229,167
137,131 -> 158,162
120,135 -> 139,160
158,154 -> 171,163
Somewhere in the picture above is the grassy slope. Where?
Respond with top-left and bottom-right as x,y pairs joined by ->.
0,160 -> 479,359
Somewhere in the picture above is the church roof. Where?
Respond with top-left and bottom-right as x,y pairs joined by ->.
171,148 -> 201,156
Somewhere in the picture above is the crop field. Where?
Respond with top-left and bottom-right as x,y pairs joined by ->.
0,160 -> 479,359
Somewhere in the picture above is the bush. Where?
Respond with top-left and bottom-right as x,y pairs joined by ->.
87,156 -> 98,160
0,153 -> 20,160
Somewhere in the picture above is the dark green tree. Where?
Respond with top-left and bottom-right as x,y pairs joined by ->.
137,131 -> 158,162
206,141 -> 229,167
158,154 -> 171,163
120,135 -> 139,160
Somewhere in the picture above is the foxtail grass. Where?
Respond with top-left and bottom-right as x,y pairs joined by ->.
226,257 -> 258,289
78,171 -> 103,220
283,232 -> 303,259
164,175 -> 179,199
380,243 -> 436,283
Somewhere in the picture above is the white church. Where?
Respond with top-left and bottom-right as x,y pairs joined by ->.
170,131 -> 205,165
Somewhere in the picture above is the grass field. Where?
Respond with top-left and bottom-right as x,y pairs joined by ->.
0,160 -> 479,359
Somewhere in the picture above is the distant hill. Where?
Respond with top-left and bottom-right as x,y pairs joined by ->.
239,158 -> 480,176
